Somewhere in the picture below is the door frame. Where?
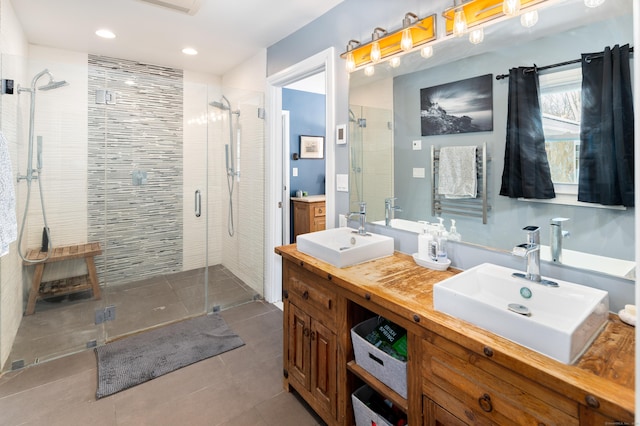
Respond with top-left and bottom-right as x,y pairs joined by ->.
264,47 -> 336,303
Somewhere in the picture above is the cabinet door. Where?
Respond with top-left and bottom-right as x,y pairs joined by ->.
424,397 -> 468,426
310,319 -> 337,417
288,304 -> 310,389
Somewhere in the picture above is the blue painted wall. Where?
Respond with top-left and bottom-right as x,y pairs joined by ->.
283,88 -> 326,196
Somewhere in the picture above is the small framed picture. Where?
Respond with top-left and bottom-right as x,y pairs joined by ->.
336,124 -> 347,145
300,135 -> 324,159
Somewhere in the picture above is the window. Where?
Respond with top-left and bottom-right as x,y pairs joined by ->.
539,67 -> 582,195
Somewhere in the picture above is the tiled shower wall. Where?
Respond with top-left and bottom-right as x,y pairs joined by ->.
87,55 -> 184,285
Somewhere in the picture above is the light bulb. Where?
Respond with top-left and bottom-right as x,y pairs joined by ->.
469,28 -> 484,45
584,0 -> 605,7
453,9 -> 467,37
421,46 -> 433,59
520,10 -> 538,27
390,57 -> 401,68
401,28 -> 413,51
370,41 -> 381,63
364,65 -> 375,77
503,0 -> 521,16
346,52 -> 356,73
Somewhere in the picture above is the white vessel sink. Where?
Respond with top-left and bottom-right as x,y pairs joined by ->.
433,263 -> 609,364
296,227 -> 394,268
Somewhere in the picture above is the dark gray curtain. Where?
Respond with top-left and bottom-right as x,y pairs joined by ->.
578,44 -> 634,207
500,67 -> 555,199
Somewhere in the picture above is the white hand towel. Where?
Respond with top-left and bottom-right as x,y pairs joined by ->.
0,131 -> 17,257
437,146 -> 477,199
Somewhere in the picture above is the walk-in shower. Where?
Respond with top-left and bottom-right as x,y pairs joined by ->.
210,96 -> 240,236
16,69 -> 68,263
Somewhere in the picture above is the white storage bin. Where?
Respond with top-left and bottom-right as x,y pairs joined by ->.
352,385 -> 393,426
351,317 -> 407,399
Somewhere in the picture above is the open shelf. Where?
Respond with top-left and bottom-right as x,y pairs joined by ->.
347,360 -> 408,413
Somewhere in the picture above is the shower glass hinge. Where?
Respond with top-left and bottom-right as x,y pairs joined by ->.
95,305 -> 116,324
86,340 -> 97,349
95,89 -> 117,105
212,305 -> 221,313
11,359 -> 24,371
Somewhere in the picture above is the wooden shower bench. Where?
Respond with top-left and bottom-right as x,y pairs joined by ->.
23,242 -> 102,315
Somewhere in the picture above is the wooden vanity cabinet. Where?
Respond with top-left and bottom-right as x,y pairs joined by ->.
292,199 -> 325,241
277,248 -> 634,426
283,259 -> 338,423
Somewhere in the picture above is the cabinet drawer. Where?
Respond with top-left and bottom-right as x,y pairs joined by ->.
285,263 -> 336,326
313,205 -> 325,217
422,335 -> 579,426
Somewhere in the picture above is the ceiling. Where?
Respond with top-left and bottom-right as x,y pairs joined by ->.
10,0 -> 344,75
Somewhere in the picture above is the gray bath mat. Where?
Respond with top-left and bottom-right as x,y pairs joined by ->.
95,313 -> 244,398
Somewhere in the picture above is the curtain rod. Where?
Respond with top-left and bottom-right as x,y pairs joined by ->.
495,46 -> 634,80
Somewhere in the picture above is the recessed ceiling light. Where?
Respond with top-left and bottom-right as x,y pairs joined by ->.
182,47 -> 198,55
95,29 -> 116,39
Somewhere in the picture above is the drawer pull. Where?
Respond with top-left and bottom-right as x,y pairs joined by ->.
585,394 -> 600,409
368,352 -> 384,366
413,314 -> 420,323
365,293 -> 371,301
478,394 -> 493,413
302,290 -> 309,300
283,290 -> 289,299
311,331 -> 316,341
303,327 -> 310,337
483,346 -> 494,357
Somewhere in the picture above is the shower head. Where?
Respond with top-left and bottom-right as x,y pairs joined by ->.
209,100 -> 230,110
38,80 -> 68,91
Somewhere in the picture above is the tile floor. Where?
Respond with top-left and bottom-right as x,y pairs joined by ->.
0,301 -> 325,426
6,265 -> 259,372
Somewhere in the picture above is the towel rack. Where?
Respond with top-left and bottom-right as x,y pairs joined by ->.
431,142 -> 491,224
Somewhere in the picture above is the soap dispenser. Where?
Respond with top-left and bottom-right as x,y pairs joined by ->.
448,219 -> 461,242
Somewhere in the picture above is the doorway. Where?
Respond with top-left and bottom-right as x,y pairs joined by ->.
264,48 -> 336,304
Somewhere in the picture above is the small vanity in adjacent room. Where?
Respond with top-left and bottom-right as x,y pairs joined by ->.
274,245 -> 635,426
291,195 -> 326,242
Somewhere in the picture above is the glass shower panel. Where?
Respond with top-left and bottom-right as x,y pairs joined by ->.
206,89 -> 265,313
349,104 -> 393,223
0,53 -> 105,372
91,57 -> 209,343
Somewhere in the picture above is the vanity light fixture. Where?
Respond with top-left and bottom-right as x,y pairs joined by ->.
443,0 -> 548,37
453,7 -> 468,37
421,45 -> 434,59
469,27 -> 484,44
401,13 -> 418,51
520,9 -> 538,27
502,0 -> 521,16
340,13 -> 437,73
364,65 -> 375,77
370,28 -> 387,63
344,40 -> 360,73
182,47 -> 198,55
584,0 -> 605,7
389,57 -> 402,68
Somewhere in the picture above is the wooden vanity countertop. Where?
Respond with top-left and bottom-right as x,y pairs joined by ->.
275,245 -> 635,419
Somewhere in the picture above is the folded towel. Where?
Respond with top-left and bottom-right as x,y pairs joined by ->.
0,131 -> 17,257
438,146 -> 477,199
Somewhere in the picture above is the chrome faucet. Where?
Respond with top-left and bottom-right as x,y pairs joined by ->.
348,201 -> 368,236
384,197 -> 402,226
512,225 -> 558,287
550,217 -> 570,263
